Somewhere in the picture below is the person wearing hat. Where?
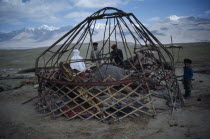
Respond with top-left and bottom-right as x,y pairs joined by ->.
90,42 -> 101,62
110,44 -> 124,66
183,58 -> 194,99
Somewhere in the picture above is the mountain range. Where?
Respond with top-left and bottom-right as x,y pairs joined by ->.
0,16 -> 210,49
0,25 -> 73,49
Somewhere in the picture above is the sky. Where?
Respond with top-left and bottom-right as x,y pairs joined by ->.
0,0 -> 210,32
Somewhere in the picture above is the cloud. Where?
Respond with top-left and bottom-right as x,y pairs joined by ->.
74,0 -> 123,8
148,17 -> 161,22
198,10 -> 210,18
150,30 -> 165,36
0,0 -> 70,25
0,18 -> 24,25
64,12 -> 92,22
0,0 -> 144,32
205,10 -> 210,15
65,12 -> 92,19
167,15 -> 182,21
160,27 -> 168,31
73,0 -> 144,8
0,0 -> 129,26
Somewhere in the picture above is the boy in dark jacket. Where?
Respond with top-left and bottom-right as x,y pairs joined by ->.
183,58 -> 193,99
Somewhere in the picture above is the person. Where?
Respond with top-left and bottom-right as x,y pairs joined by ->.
183,58 -> 193,99
70,49 -> 86,79
110,44 -> 124,66
90,42 -> 101,62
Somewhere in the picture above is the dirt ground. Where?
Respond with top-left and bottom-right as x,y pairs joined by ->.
0,63 -> 210,139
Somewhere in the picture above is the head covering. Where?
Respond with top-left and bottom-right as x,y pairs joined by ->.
184,58 -> 192,64
111,44 -> 117,49
70,49 -> 86,71
93,42 -> 98,46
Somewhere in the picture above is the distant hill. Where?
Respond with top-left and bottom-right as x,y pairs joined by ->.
0,42 -> 210,69
0,16 -> 210,49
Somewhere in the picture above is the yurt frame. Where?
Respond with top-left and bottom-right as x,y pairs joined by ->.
35,7 -> 182,122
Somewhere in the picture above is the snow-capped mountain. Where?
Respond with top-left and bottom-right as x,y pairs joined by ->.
37,25 -> 60,31
0,25 -> 60,42
0,16 -> 210,49
0,25 -> 73,49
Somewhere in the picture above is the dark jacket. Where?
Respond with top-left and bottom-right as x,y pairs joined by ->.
111,49 -> 124,66
183,66 -> 193,81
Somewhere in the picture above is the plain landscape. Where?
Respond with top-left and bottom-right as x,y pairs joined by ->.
0,42 -> 210,139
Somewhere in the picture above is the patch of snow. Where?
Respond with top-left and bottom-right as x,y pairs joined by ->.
38,25 -> 60,31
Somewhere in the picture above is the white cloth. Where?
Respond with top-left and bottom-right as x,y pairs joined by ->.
70,49 -> 86,72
